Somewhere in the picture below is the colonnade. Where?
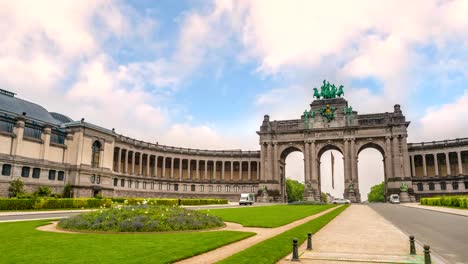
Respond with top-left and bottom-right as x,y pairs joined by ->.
112,147 -> 260,182
410,150 -> 468,177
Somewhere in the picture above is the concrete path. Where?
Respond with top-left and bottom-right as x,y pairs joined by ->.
279,205 -> 426,264
400,203 -> 468,217
176,206 -> 341,264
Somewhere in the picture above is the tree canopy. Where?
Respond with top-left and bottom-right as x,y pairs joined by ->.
367,182 -> 385,202
286,178 -> 304,203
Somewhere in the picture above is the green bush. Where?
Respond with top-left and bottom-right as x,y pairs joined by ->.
0,198 -> 112,210
421,196 -> 468,209
368,182 -> 385,202
34,186 -> 52,197
179,199 -> 227,205
8,179 -> 25,198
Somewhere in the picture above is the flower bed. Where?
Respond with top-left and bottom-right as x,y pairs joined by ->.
421,196 -> 468,208
111,198 -> 228,206
58,205 -> 224,232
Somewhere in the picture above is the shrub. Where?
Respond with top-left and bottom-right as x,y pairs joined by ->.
368,182 -> 385,202
62,183 -> 72,198
111,198 -> 228,206
34,186 -> 52,197
0,198 -> 112,210
420,196 -> 468,209
8,179 -> 25,198
58,205 -> 224,232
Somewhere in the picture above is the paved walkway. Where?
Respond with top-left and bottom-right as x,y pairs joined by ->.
400,203 -> 468,217
279,205 -> 426,263
175,206 -> 341,264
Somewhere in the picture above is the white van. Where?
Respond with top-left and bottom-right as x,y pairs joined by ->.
239,193 -> 255,205
389,194 -> 400,204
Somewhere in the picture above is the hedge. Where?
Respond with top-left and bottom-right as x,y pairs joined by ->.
421,196 -> 468,209
0,198 -> 112,210
111,198 -> 228,206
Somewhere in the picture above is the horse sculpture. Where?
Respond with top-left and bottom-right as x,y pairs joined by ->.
313,88 -> 321,99
337,85 -> 344,97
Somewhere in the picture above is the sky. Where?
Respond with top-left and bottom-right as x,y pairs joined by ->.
1,0 -> 468,200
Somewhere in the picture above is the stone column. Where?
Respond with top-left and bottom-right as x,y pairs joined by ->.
422,154 -> 427,177
433,154 -> 439,176
11,117 -> 25,156
117,148 -> 122,173
238,160 -> 242,180
124,149 -> 128,174
267,142 -> 273,181
170,157 -> 174,179
213,160 -> 217,180
410,155 -> 415,177
304,141 -> 310,183
146,154 -> 150,177
260,143 -> 265,181
188,159 -> 191,180
445,152 -> 451,176
257,161 -> 260,181
457,151 -> 463,175
40,126 -> 51,160
196,160 -> 200,180
385,136 -> 393,179
139,153 -> 144,175
350,138 -> 357,181
401,135 -> 411,177
222,161 -> 225,180
310,140 -> 318,185
154,155 -> 158,177
343,139 -> 351,181
131,151 -> 136,175
392,136 -> 400,178
204,160 -> 208,180
162,156 -> 166,178
248,161 -> 251,180
179,158 -> 183,180
230,161 -> 234,181
273,142 -> 279,181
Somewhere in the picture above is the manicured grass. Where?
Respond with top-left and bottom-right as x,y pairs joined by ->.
217,205 -> 349,264
203,204 -> 335,227
0,220 -> 254,264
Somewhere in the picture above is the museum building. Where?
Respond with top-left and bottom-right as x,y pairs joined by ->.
0,87 -> 467,201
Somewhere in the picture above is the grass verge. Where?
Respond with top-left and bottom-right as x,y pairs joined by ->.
217,205 -> 349,264
203,204 -> 335,228
0,220 -> 254,264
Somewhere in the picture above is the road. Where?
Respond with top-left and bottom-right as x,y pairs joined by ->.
370,204 -> 468,264
0,203 -> 271,222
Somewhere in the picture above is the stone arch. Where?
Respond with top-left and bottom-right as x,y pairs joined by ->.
279,144 -> 303,160
316,142 -> 344,159
357,141 -> 386,157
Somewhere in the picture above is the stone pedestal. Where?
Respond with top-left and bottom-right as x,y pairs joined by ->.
345,190 -> 358,203
399,191 -> 411,203
257,196 -> 271,203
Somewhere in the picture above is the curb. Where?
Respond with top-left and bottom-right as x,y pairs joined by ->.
399,204 -> 468,218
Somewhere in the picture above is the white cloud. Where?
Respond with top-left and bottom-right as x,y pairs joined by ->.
417,90 -> 468,141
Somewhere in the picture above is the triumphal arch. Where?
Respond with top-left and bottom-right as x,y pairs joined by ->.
257,81 -> 412,202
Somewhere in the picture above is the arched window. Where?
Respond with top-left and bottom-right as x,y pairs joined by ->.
91,141 -> 102,168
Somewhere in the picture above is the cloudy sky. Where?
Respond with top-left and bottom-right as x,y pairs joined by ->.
2,0 -> 468,199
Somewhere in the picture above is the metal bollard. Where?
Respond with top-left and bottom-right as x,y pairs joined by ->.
409,235 -> 416,255
424,245 -> 432,264
292,238 -> 299,261
307,232 -> 313,250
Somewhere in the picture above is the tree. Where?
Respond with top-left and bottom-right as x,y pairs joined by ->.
8,178 -> 25,198
321,192 -> 328,203
368,182 -> 385,202
34,186 -> 52,197
286,178 -> 304,203
63,183 -> 72,198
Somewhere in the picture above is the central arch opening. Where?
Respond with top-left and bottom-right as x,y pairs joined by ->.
281,146 -> 305,203
319,149 -> 344,201
358,143 -> 385,202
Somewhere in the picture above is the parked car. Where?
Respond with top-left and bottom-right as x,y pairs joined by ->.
389,194 -> 400,204
331,198 -> 351,204
239,193 -> 255,205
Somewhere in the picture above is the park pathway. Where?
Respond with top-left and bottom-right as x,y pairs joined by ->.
279,204 -> 428,264
175,206 -> 341,264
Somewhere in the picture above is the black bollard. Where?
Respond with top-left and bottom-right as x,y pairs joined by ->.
307,232 -> 313,250
424,245 -> 431,264
409,235 -> 416,255
292,238 -> 299,261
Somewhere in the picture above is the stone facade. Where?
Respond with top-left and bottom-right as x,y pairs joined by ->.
1,88 -> 467,202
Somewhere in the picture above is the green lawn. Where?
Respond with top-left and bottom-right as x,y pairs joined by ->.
217,205 -> 349,264
0,220 -> 254,264
203,204 -> 335,227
